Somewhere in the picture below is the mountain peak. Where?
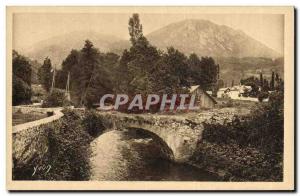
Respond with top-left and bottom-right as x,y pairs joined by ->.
21,19 -> 281,68
147,19 -> 280,58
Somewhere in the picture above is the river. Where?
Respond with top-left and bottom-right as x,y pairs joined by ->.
89,128 -> 218,181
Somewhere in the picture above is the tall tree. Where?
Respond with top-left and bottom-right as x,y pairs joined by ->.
163,47 -> 190,91
259,70 -> 263,88
13,50 -> 32,85
56,49 -> 80,89
12,50 -> 32,105
188,53 -> 202,85
117,13 -> 161,95
128,13 -> 144,45
199,57 -> 219,90
69,40 -> 113,107
38,57 -> 53,92
270,71 -> 275,90
75,40 -> 100,106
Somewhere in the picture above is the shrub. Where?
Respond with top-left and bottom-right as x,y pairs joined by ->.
46,110 -> 93,180
195,90 -> 284,181
257,91 -> 269,102
12,109 -> 107,181
13,76 -> 32,105
82,110 -> 106,137
203,91 -> 283,153
42,89 -> 71,107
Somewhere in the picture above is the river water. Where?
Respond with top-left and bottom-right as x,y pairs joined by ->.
89,128 -> 218,181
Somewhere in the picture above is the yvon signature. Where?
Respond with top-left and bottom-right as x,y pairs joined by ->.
32,165 -> 52,176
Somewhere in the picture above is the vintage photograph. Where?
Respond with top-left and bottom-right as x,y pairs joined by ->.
7,6 -> 294,190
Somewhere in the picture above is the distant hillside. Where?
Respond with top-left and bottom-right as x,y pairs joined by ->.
215,57 -> 284,86
147,19 -> 281,59
18,19 -> 283,74
20,31 -> 126,68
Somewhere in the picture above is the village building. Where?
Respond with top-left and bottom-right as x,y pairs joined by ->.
189,85 -> 217,108
217,85 -> 252,99
217,87 -> 231,98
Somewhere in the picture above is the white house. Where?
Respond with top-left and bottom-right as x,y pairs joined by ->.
217,85 -> 253,100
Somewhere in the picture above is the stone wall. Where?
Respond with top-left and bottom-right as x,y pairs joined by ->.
12,107 -> 64,170
13,107 -> 63,133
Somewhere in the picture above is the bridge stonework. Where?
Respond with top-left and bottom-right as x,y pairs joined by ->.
97,112 -> 205,162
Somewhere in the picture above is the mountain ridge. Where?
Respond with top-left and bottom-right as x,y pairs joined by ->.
17,19 -> 282,68
147,19 -> 281,58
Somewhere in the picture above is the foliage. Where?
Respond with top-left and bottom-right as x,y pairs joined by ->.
13,50 -> 32,85
82,110 -> 106,137
13,109 -> 96,180
240,76 -> 260,97
57,41 -> 113,108
203,91 -> 283,153
191,141 -> 283,181
117,16 -> 162,94
257,91 -> 269,102
241,71 -> 283,99
270,71 -> 275,90
13,76 -> 32,106
192,90 -> 284,181
38,57 -> 53,92
46,109 -> 93,180
128,13 -> 144,46
42,89 -> 71,107
12,50 -> 32,105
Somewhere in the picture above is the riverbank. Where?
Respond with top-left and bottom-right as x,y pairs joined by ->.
189,141 -> 282,181
188,93 -> 284,181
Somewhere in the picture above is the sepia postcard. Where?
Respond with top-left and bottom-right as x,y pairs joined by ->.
6,6 -> 294,191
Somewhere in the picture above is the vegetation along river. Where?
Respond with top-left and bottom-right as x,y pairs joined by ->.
89,128 -> 218,181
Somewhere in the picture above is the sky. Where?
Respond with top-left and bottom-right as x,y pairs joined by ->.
13,13 -> 284,54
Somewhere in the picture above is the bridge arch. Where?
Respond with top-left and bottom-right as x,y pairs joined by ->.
125,127 -> 175,161
97,112 -> 204,162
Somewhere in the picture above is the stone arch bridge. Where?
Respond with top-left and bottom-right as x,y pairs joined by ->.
96,111 -> 220,162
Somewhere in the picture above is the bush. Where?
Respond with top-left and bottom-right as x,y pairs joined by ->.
12,109 -> 108,180
194,90 -> 284,181
13,76 -> 32,105
191,141 -> 283,181
46,110 -> 93,180
82,110 -> 106,137
203,91 -> 283,153
257,91 -> 269,102
13,109 -> 93,180
42,89 -> 71,107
